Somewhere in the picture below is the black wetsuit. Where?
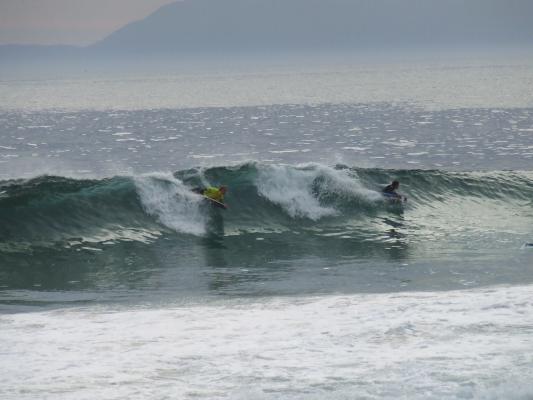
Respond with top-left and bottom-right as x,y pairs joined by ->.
382,184 -> 400,198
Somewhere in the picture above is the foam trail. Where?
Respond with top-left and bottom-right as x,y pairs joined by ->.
134,172 -> 207,236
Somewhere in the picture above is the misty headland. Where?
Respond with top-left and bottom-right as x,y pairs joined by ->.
1,0 -> 532,74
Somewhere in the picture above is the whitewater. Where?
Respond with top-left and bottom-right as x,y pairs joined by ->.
2,285 -> 533,400
1,60 -> 533,399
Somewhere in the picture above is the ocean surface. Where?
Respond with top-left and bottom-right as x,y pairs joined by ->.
1,59 -> 533,399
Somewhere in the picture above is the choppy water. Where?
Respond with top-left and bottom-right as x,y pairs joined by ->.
1,60 -> 533,399
1,103 -> 533,178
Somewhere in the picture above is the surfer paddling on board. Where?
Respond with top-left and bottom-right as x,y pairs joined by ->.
382,180 -> 407,202
193,185 -> 228,209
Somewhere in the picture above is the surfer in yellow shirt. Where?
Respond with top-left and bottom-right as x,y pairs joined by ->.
203,186 -> 227,203
193,185 -> 228,209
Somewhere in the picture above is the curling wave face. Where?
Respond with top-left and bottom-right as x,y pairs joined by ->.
1,162 -> 532,248
1,162 -> 533,304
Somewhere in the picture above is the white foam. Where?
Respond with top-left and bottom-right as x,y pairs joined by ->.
313,164 -> 382,203
256,164 -> 337,220
134,172 -> 207,236
256,163 -> 382,220
2,285 -> 533,399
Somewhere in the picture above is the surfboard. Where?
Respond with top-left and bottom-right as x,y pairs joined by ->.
383,192 -> 407,203
203,195 -> 227,209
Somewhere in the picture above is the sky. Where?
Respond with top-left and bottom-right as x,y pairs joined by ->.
0,0 -> 177,46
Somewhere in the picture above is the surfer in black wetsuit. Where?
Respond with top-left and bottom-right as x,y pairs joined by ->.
382,180 -> 406,201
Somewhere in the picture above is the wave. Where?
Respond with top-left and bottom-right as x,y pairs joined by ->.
1,162 -> 532,252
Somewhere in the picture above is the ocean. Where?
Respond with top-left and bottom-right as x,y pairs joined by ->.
1,58 -> 533,399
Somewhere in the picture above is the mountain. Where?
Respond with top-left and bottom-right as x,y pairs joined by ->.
1,0 -> 532,66
90,0 -> 533,55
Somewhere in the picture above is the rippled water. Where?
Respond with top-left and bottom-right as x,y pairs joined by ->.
1,104 -> 533,179
2,59 -> 533,111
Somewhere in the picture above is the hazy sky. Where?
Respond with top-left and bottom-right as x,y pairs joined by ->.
0,0 -> 177,45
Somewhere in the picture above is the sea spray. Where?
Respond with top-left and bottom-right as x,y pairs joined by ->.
134,172 -> 208,236
256,164 -> 338,220
255,163 -> 385,220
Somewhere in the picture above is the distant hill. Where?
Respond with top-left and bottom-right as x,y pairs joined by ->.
1,0 -> 532,65
90,0 -> 533,54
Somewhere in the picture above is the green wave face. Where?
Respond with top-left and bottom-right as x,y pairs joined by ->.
1,163 -> 532,247
1,162 -> 533,302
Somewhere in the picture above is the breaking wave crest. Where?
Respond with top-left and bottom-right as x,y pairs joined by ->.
1,162 -> 531,252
